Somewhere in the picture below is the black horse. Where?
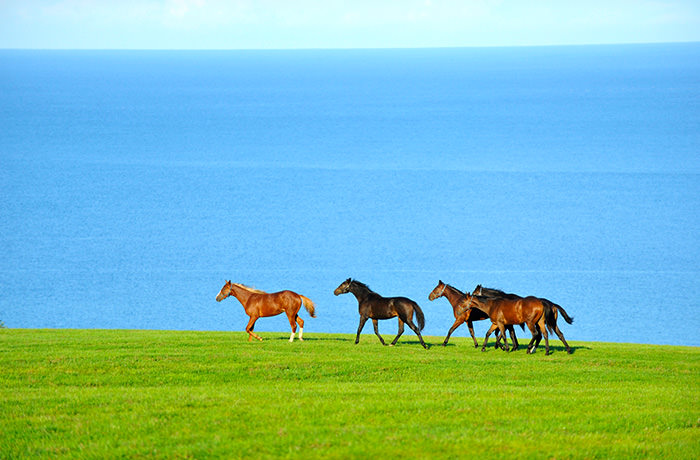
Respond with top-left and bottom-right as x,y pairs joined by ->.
334,278 -> 427,349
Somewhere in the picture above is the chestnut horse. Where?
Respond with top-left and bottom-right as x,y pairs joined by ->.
473,285 -> 573,354
458,292 -> 554,355
428,280 -> 518,348
334,278 -> 427,349
215,281 -> 315,342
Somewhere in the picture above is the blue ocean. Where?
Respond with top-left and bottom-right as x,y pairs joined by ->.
1,44 -> 698,346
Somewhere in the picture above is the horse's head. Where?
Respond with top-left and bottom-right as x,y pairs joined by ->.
428,280 -> 447,301
334,278 -> 352,296
216,280 -> 233,302
456,292 -> 474,315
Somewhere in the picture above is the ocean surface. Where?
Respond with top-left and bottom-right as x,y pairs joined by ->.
1,44 -> 699,346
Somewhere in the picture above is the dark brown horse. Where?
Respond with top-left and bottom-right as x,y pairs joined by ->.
428,280 -> 518,348
216,281 -> 316,342
334,278 -> 427,349
458,292 -> 554,355
473,285 -> 573,354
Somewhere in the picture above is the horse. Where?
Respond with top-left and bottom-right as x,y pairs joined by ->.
334,278 -> 427,349
428,280 -> 518,349
215,281 -> 316,342
472,285 -> 574,354
458,292 -> 555,355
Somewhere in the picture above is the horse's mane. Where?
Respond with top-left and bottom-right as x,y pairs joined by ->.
232,283 -> 267,294
480,286 -> 508,295
445,283 -> 464,294
349,279 -> 375,294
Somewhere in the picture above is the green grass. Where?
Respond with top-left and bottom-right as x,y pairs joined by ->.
1,329 -> 698,459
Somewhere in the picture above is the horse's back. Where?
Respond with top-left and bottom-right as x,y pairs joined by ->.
391,296 -> 417,306
249,290 -> 299,316
490,296 -> 540,324
274,290 -> 303,308
517,296 -> 545,322
363,295 -> 416,319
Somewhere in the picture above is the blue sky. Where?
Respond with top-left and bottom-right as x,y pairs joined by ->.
1,0 -> 699,49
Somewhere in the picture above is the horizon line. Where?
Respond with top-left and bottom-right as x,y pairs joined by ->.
1,40 -> 699,52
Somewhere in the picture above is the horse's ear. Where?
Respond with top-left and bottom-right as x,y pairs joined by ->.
439,279 -> 443,284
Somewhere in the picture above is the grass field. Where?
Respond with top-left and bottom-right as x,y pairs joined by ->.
1,329 -> 698,459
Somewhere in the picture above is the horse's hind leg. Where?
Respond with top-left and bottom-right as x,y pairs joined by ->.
508,325 -> 519,351
372,319 -> 387,346
390,319 -> 405,346
296,316 -> 305,341
405,319 -> 427,349
552,324 -> 572,354
245,316 -> 263,342
540,319 -> 551,355
286,311 -> 299,342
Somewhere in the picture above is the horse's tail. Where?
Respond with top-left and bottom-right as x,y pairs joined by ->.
552,301 -> 574,324
413,303 -> 425,331
300,295 -> 316,318
543,299 -> 573,333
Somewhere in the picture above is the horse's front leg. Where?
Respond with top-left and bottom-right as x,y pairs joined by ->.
466,320 -> 479,347
526,323 -> 540,354
245,316 -> 263,342
355,316 -> 369,344
390,319 -> 405,346
481,324 -> 498,352
372,319 -> 387,345
442,318 -> 465,346
498,324 -> 510,352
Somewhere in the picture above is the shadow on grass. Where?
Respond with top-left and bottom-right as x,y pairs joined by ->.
250,335 -> 590,353
262,336 -> 354,343
296,337 -> 354,342
478,344 -> 591,354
